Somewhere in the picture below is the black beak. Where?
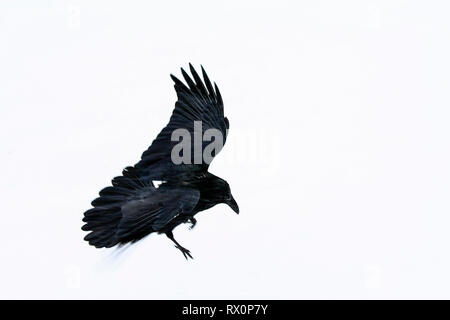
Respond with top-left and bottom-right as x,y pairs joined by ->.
227,195 -> 239,214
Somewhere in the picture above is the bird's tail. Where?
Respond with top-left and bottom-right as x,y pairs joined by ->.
82,206 -> 122,248
82,166 -> 153,248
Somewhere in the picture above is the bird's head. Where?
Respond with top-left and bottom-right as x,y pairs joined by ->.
206,174 -> 239,214
221,182 -> 239,214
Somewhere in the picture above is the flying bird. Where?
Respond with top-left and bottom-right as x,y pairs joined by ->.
82,64 -> 238,259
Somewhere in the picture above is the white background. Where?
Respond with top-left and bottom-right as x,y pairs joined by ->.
1,0 -> 450,299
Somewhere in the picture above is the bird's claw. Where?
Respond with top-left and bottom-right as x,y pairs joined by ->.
175,245 -> 193,260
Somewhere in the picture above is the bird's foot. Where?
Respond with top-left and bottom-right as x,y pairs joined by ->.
189,217 -> 197,230
174,245 -> 193,260
166,231 -> 193,260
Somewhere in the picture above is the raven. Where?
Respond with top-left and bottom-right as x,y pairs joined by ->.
82,64 -> 238,259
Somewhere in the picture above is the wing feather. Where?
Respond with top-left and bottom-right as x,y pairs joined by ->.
135,65 -> 229,180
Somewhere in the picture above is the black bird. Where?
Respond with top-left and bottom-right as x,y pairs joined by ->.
82,64 -> 239,259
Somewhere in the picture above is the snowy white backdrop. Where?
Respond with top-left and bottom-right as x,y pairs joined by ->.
1,0 -> 450,299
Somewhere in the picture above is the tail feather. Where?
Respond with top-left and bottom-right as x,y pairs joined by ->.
82,166 -> 154,248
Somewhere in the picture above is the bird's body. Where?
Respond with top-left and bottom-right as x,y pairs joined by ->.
82,65 -> 238,259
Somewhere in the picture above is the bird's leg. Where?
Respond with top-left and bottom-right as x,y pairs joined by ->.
189,217 -> 197,230
166,231 -> 193,260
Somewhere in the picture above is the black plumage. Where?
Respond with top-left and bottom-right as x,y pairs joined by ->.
82,64 -> 239,259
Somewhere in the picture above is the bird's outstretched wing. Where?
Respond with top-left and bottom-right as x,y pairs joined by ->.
135,64 -> 229,181
82,167 -> 200,248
